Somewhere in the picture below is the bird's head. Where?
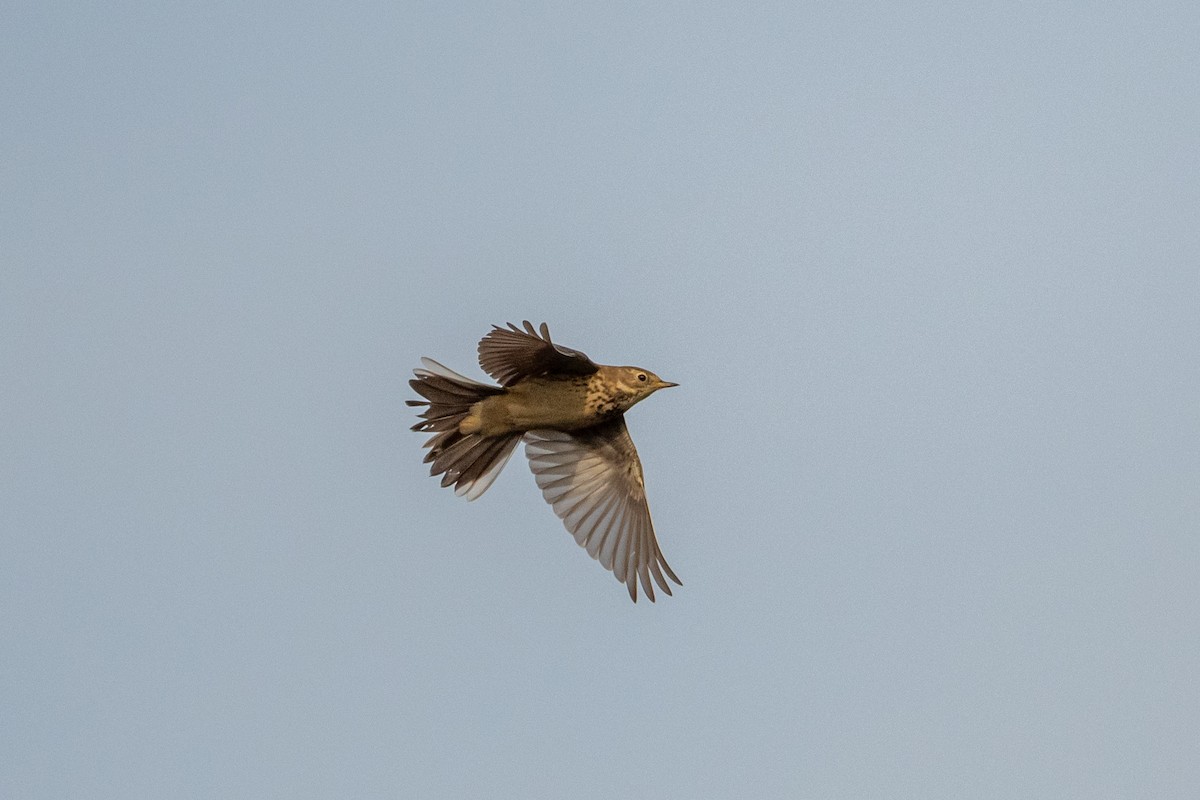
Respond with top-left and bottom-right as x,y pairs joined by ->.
607,366 -> 678,408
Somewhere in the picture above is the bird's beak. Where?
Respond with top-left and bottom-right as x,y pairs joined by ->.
659,380 -> 679,389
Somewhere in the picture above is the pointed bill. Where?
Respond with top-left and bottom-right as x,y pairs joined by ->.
524,417 -> 681,602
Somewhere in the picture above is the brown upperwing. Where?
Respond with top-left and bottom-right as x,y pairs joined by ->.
477,321 -> 599,386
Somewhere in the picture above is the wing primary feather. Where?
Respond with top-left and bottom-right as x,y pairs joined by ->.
523,421 -> 679,602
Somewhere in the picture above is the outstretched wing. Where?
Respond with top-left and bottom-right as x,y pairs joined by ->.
524,417 -> 681,602
478,321 -> 598,386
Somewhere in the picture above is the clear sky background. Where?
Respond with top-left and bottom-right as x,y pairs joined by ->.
3,3 -> 1198,798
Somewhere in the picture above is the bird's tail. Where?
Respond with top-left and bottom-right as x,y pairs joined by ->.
407,358 -> 521,501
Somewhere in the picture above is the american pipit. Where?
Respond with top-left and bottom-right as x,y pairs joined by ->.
408,321 -> 680,602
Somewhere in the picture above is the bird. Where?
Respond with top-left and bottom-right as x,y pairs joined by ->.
407,321 -> 681,602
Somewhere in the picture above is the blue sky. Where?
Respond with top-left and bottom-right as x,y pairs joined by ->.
3,3 -> 1198,797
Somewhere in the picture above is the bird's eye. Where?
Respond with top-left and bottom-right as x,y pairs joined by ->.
637,373 -> 647,382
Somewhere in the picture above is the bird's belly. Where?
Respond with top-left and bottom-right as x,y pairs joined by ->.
502,397 -> 592,431
472,380 -> 597,434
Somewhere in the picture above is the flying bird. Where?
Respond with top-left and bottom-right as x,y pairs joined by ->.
408,321 -> 681,602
